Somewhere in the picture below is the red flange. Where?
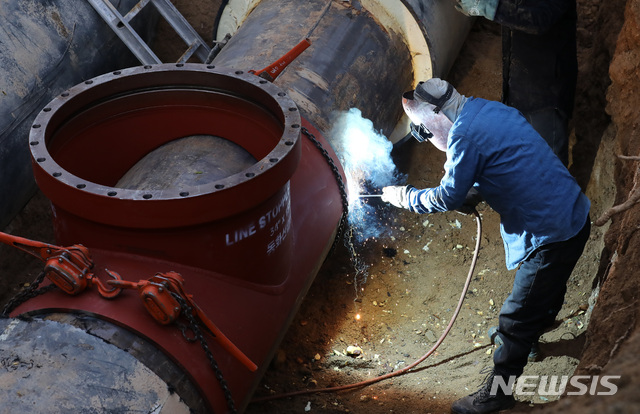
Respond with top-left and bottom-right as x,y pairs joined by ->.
29,64 -> 303,286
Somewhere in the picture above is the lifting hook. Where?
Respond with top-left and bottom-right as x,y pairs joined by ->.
0,231 -> 122,298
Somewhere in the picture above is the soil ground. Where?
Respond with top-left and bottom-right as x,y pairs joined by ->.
0,2 -> 619,414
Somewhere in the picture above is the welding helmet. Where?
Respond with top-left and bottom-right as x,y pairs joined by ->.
414,81 -> 454,114
402,80 -> 455,151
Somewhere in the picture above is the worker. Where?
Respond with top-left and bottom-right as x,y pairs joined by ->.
381,78 -> 590,414
453,0 -> 577,166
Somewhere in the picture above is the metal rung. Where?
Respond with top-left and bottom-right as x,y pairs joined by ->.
87,0 -> 211,65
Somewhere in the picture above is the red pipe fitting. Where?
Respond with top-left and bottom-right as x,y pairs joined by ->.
21,63 -> 346,413
29,64 -> 302,287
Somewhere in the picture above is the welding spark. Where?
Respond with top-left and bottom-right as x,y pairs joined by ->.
331,108 -> 406,307
330,108 -> 406,243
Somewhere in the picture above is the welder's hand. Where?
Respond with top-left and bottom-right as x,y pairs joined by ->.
382,185 -> 413,209
454,0 -> 499,20
456,187 -> 483,215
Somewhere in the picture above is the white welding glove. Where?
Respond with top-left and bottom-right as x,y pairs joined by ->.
381,185 -> 414,209
454,0 -> 499,20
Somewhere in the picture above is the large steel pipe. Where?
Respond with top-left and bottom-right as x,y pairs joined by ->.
215,0 -> 472,141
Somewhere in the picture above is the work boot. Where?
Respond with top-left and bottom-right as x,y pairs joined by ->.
451,369 -> 516,414
488,326 -> 540,362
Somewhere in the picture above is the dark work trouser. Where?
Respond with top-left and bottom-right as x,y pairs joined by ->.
493,216 -> 590,377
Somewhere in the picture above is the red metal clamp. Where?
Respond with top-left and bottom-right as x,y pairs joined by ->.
0,231 -> 122,298
108,273 -> 182,325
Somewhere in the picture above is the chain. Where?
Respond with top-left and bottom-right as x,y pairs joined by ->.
177,321 -> 198,342
300,126 -> 371,303
300,126 -> 377,311
301,126 -> 350,250
171,292 -> 237,414
1,271 -> 57,317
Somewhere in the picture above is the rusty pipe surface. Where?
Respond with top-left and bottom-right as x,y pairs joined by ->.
214,0 -> 413,139
215,0 -> 473,141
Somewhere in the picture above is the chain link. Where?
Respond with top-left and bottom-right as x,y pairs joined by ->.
301,127 -> 371,304
1,271 -> 57,317
171,292 -> 237,414
301,127 -> 350,250
177,321 -> 198,342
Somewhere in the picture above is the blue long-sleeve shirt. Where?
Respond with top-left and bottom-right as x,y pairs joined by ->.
406,97 -> 590,269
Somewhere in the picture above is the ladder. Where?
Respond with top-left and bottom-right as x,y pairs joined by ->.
87,0 -> 212,65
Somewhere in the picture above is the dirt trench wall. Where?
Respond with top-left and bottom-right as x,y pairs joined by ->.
548,0 -> 640,411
